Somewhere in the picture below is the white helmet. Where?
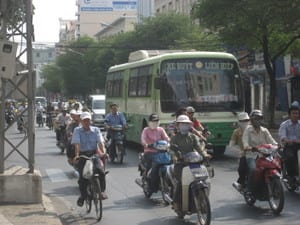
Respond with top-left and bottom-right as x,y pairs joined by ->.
176,115 -> 192,123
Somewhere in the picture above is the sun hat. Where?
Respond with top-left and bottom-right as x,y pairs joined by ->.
176,115 -> 192,123
186,106 -> 195,113
238,112 -> 250,121
69,109 -> 77,115
250,109 -> 263,118
80,111 -> 91,120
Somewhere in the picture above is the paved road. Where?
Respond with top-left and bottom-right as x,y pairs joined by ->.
5,124 -> 300,225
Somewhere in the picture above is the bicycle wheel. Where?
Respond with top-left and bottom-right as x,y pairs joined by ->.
85,183 -> 92,213
92,177 -> 103,221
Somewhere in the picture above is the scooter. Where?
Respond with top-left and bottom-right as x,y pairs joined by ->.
233,144 -> 284,215
164,146 -> 213,225
5,109 -> 15,126
36,111 -> 44,127
135,140 -> 173,204
57,125 -> 67,154
281,142 -> 300,192
106,125 -> 125,164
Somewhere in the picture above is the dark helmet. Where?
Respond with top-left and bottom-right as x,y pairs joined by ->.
149,113 -> 159,122
250,109 -> 263,118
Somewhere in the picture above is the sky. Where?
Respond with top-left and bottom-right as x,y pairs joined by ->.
32,0 -> 77,44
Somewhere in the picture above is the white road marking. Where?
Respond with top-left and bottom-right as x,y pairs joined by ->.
46,168 -> 69,182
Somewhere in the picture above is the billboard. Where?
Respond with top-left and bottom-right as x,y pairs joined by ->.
80,0 -> 137,11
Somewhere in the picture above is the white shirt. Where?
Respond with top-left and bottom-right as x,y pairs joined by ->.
242,125 -> 277,158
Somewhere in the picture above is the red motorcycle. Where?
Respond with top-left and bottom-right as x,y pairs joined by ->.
234,144 -> 284,215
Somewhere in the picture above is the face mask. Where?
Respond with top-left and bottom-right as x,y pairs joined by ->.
149,121 -> 159,129
252,119 -> 263,128
238,121 -> 249,131
178,123 -> 191,134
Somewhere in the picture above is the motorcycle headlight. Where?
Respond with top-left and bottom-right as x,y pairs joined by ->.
183,152 -> 203,163
190,165 -> 209,180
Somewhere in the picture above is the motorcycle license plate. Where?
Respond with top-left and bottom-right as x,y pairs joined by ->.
189,164 -> 208,178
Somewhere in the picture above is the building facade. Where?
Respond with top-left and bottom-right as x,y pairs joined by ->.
154,0 -> 198,15
32,47 -> 56,89
75,0 -> 137,38
137,0 -> 155,23
95,15 -> 137,40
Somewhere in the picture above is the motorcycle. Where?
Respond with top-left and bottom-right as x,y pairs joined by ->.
135,140 -> 173,204
5,109 -> 15,126
46,112 -> 54,130
17,116 -> 26,134
233,144 -> 284,215
36,111 -> 45,127
57,125 -> 67,154
106,125 -> 125,164
281,143 -> 300,192
164,146 -> 213,225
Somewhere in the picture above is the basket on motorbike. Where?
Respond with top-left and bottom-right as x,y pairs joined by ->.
151,140 -> 172,165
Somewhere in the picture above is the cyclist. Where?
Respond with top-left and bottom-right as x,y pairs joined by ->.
72,111 -> 108,207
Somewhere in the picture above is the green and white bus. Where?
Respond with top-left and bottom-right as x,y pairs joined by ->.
105,50 -> 244,154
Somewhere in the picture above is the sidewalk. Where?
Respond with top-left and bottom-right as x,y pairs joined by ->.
0,195 -> 62,225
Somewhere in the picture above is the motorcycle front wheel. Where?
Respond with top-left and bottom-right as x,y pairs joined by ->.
160,173 -> 172,205
115,144 -> 124,164
268,177 -> 284,215
193,188 -> 211,225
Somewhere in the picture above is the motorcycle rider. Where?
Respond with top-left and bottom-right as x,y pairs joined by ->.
170,115 -> 211,211
36,101 -> 45,126
141,113 -> 170,193
278,101 -> 300,182
54,108 -> 71,146
242,109 -> 277,192
72,111 -> 108,206
230,112 -> 250,191
105,103 -> 127,155
66,109 -> 82,165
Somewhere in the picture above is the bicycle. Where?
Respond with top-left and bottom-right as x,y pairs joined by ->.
80,154 -> 106,221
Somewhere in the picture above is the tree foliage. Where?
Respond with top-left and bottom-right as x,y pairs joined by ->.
192,0 -> 300,126
40,64 -> 63,93
41,13 -> 222,98
0,0 -> 27,32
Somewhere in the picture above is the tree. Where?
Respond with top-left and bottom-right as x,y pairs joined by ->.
43,14 -> 222,98
192,0 -> 300,127
40,63 -> 63,93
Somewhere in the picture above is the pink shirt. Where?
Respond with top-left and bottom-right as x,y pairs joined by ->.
141,127 -> 170,153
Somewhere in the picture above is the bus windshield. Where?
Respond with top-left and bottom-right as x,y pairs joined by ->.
160,58 -> 244,113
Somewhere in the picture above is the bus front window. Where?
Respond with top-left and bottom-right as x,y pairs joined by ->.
160,58 -> 244,113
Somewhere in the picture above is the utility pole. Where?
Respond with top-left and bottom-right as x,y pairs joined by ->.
0,0 -> 35,173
